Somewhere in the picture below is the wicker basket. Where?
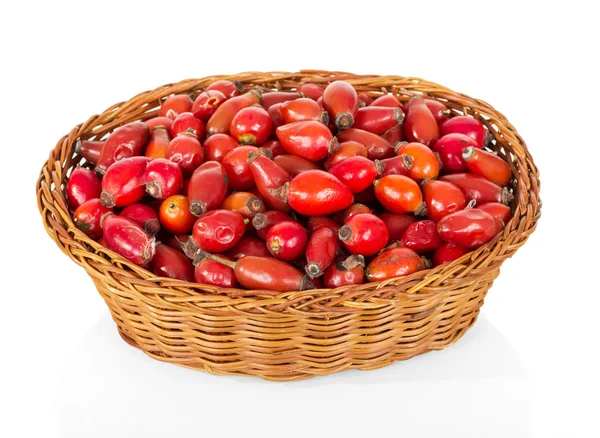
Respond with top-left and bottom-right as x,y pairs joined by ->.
36,70 -> 541,381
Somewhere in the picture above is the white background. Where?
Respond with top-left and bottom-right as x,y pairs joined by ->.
1,1 -> 599,437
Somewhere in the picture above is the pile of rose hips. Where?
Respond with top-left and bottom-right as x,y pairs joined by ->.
67,79 -> 513,292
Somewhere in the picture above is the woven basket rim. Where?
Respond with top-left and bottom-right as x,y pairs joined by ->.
37,70 -> 542,315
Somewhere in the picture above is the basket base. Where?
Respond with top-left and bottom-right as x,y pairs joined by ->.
113,308 -> 483,381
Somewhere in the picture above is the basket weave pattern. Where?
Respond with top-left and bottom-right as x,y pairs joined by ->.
37,71 -> 541,381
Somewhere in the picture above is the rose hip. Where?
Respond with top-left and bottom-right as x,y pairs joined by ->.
261,91 -> 302,109
159,195 -> 197,234
337,128 -> 395,160
440,116 -> 486,147
380,213 -> 417,242
151,243 -> 194,282
357,92 -> 373,107
247,152 -> 291,212
100,156 -> 150,208
370,94 -> 404,109
206,80 -> 243,97
439,173 -> 511,204
74,139 -> 104,165
226,235 -> 271,260
432,242 -> 471,267
252,210 -> 293,239
276,120 -> 339,161
463,147 -> 512,187
279,98 -> 329,124
342,203 -> 372,222
284,170 -> 354,216
339,213 -> 389,256
203,134 -> 239,162
404,97 -> 439,146
379,154 -> 413,177
266,221 -> 308,261
366,247 -> 425,282
353,106 -> 404,135
166,234 -> 189,253
260,139 -> 286,158
323,256 -> 365,288
400,220 -> 443,253
218,256 -> 313,292
222,145 -> 260,190
120,203 -> 161,236
67,167 -> 102,211
144,158 -> 184,200
476,202 -> 512,225
424,99 -> 451,124
230,106 -> 272,146
307,216 -> 341,235
170,112 -> 205,140
299,83 -> 324,101
421,179 -> 467,222
396,141 -> 440,181
437,209 -> 503,248
192,90 -> 227,121
305,227 -> 338,278
192,209 -> 246,253
194,256 -> 237,288
73,198 -> 112,240
374,175 -> 424,214
324,140 -> 368,169
102,213 -> 156,266
268,103 -> 285,130
165,132 -> 204,177
273,154 -> 321,177
206,90 -> 261,136
96,121 -> 149,175
327,156 -> 383,194
187,161 -> 229,216
222,192 -> 264,218
158,94 -> 193,118
145,125 -> 171,159
323,80 -> 358,130
145,116 -> 174,132
432,133 -> 480,173
382,124 -> 405,146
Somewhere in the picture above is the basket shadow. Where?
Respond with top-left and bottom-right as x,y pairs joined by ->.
56,311 -> 530,438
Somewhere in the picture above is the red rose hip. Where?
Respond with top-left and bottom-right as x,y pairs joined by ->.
323,80 -> 358,130
374,175 -> 424,214
440,116 -> 486,148
203,134 -> 239,162
283,170 -> 354,216
366,247 -> 425,282
230,106 -> 272,146
463,147 -> 512,187
151,243 -> 194,282
339,213 -> 389,256
327,156 -> 383,194
73,198 -> 112,240
192,90 -> 227,121
187,161 -> 229,216
206,80 -> 244,98
144,158 -> 184,200
100,156 -> 150,208
165,132 -> 204,177
432,242 -> 470,267
305,226 -> 338,278
247,152 -> 292,212
120,203 -> 161,236
432,133 -> 479,174
400,220 -> 443,253
437,209 -> 503,248
102,213 -> 156,266
191,209 -> 246,253
66,167 -> 102,211
96,121 -> 149,175
266,221 -> 308,261
421,179 -> 467,222
404,97 -> 439,146
276,120 -> 339,161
